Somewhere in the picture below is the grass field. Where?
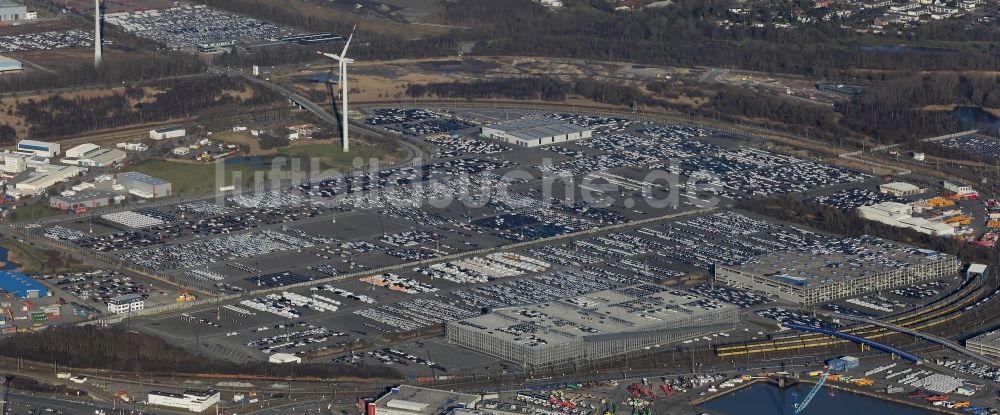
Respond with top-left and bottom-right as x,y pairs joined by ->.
1,237 -> 90,274
127,138 -> 408,195
10,204 -> 64,223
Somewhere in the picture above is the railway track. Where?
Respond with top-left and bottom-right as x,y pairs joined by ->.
715,275 -> 993,357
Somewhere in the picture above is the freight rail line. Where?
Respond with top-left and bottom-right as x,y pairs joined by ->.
716,276 -> 992,357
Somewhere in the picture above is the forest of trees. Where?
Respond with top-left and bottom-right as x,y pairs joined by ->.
405,77 -> 568,101
15,75 -> 282,139
0,52 -> 205,94
438,0 -> 1000,77
735,197 -> 995,264
0,326 -> 400,379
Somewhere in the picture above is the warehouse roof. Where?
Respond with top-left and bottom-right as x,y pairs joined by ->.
0,271 -> 47,299
722,236 -> 956,288
372,385 -> 479,415
451,284 -> 735,348
485,118 -> 590,141
117,171 -> 169,186
51,190 -> 115,204
880,181 -> 920,193
0,0 -> 25,8
108,293 -> 143,305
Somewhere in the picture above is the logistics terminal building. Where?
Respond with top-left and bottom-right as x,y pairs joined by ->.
714,236 -> 960,305
481,118 -> 592,147
446,284 -> 739,367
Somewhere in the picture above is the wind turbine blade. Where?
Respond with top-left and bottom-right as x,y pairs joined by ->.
340,25 -> 356,57
321,52 -> 343,62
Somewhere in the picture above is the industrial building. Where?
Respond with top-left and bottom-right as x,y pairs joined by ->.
878,181 -> 923,197
0,0 -> 26,22
0,55 -> 22,73
966,331 -> 1000,361
714,236 -> 961,305
365,385 -> 481,415
943,181 -> 975,196
65,144 -> 99,159
0,271 -> 48,298
50,190 -> 116,210
481,118 -> 592,147
857,202 -> 956,236
15,165 -> 83,193
61,147 -> 127,167
107,293 -> 144,314
116,171 -> 172,198
268,352 -> 302,364
16,139 -> 60,158
447,285 -> 739,367
116,142 -> 149,152
147,389 -> 219,413
3,152 -> 29,173
149,127 -> 186,141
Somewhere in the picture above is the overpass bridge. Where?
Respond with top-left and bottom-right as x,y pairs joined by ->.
832,314 -> 997,366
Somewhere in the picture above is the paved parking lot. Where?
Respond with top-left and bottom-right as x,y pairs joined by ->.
29,109 -> 945,373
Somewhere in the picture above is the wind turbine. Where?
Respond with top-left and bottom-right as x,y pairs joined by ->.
319,25 -> 356,152
94,0 -> 102,67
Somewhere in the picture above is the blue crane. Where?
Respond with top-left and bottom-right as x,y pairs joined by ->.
794,372 -> 829,414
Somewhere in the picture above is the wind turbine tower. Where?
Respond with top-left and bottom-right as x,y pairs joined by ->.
94,0 -> 102,67
319,26 -> 355,152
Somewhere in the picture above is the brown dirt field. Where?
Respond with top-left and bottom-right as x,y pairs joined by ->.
0,19 -> 80,36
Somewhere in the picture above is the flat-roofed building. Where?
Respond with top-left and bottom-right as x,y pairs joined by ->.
3,152 -> 29,173
149,127 -> 185,140
147,389 -> 219,413
107,293 -> 144,314
966,331 -> 1000,362
714,236 -> 960,305
367,385 -> 481,415
944,181 -> 975,195
116,171 -> 171,198
879,181 -> 923,197
50,190 -> 115,210
481,118 -> 592,147
447,284 -> 739,367
15,165 -> 83,192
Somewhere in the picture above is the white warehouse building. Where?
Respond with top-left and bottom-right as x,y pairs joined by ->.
107,293 -> 144,314
14,165 -> 83,193
150,127 -> 186,141
16,139 -> 60,158
147,389 -> 219,413
481,118 -> 592,147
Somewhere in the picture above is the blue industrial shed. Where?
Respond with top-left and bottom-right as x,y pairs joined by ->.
0,271 -> 48,298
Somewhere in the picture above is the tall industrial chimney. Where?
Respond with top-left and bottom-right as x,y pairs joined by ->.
94,0 -> 102,67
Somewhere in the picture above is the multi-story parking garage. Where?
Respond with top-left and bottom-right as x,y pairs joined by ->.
446,285 -> 740,367
714,236 -> 961,305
